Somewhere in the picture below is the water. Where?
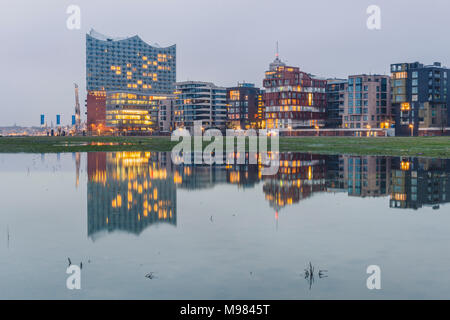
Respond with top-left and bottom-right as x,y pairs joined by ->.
0,151 -> 449,299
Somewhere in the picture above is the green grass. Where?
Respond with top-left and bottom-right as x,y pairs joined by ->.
280,136 -> 450,158
0,136 -> 450,158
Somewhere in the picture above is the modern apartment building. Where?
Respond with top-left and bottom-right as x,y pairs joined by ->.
391,62 -> 450,136
105,91 -> 163,134
226,83 -> 261,130
342,74 -> 392,131
263,56 -> 327,130
86,29 -> 176,132
174,81 -> 227,132
326,79 -> 347,128
158,97 -> 176,132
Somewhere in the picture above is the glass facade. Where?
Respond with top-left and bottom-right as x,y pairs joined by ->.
86,29 -> 176,95
174,81 -> 227,132
106,91 -> 164,133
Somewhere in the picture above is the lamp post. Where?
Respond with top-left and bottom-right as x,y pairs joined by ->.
409,123 -> 414,137
314,125 -> 319,137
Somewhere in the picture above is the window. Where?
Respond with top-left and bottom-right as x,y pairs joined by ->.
412,71 -> 418,78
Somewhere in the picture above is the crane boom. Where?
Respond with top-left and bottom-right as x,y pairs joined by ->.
74,83 -> 81,130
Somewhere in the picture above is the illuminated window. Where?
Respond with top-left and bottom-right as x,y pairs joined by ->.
392,72 -> 407,79
230,91 -> 240,100
401,103 -> 411,111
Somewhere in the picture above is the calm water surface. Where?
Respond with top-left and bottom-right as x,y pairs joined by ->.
0,152 -> 449,299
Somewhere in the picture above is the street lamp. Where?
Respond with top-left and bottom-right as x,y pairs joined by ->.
409,123 -> 414,137
314,125 -> 319,137
366,124 -> 371,137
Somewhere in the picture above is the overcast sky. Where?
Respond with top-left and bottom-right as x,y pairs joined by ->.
2,0 -> 450,126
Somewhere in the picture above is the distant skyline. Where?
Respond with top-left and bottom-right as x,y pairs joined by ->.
2,0 -> 450,126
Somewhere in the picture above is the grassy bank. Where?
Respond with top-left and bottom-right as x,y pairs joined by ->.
0,136 -> 450,158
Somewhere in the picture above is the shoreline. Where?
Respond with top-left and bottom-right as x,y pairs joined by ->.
0,136 -> 449,158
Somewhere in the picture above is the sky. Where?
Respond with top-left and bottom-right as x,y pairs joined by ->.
2,0 -> 450,126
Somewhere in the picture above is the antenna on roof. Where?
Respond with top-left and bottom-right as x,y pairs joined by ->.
276,41 -> 279,59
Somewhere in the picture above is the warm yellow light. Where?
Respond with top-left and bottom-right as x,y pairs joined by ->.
401,161 -> 410,171
392,72 -> 407,79
401,103 -> 411,111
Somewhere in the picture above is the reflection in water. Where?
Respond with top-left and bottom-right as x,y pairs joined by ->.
263,154 -> 327,211
390,158 -> 450,210
85,152 -> 450,239
303,262 -> 328,290
87,152 -> 176,240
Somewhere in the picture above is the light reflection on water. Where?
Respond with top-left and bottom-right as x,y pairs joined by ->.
0,151 -> 449,299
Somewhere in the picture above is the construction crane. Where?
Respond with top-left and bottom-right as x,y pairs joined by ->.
74,83 -> 81,132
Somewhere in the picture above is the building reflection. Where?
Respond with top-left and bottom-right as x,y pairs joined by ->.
341,155 -> 391,197
390,158 -> 450,210
172,152 -> 228,190
85,151 -> 450,239
87,152 -> 176,240
262,153 -> 327,211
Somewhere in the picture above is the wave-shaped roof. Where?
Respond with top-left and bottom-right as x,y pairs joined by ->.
87,28 -> 175,49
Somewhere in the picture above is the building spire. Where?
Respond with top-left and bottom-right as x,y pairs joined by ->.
269,41 -> 285,71
276,41 -> 279,59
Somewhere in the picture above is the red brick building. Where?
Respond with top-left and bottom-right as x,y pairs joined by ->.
86,91 -> 107,134
263,56 -> 327,130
